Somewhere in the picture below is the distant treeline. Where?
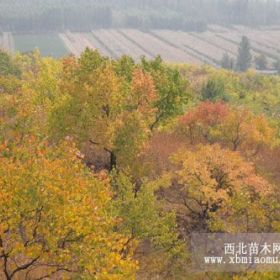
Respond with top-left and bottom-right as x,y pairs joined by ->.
0,0 -> 280,32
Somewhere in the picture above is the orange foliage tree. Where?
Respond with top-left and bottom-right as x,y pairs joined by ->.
165,144 -> 273,234
178,101 -> 276,156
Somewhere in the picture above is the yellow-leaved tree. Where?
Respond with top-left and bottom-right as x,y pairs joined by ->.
0,137 -> 137,280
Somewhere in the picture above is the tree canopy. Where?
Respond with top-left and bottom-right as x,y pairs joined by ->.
1,49 -> 280,280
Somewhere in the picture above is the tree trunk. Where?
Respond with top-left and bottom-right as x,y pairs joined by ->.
109,151 -> 117,171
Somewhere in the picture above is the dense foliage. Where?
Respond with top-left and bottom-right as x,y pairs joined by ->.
0,49 -> 280,279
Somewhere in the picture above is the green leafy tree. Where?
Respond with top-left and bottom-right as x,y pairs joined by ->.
140,56 -> 189,130
77,47 -> 108,80
0,50 -> 21,77
255,54 -> 268,70
111,171 -> 186,279
236,36 -> 252,72
274,58 -> 280,74
220,52 -> 235,70
114,55 -> 135,82
201,78 -> 227,101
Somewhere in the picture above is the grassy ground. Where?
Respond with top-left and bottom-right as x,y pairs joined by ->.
13,33 -> 69,57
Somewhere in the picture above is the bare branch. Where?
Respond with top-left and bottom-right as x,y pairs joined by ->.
10,256 -> 40,279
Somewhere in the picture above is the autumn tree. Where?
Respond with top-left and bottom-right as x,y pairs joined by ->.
0,137 -> 137,280
49,61 -> 151,170
0,50 -> 63,144
49,50 -> 189,171
166,144 -> 273,233
178,102 -> 276,156
49,57 -> 125,170
217,108 -> 276,154
178,101 -> 229,145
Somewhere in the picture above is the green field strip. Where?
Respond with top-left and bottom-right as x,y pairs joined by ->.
13,33 -> 69,57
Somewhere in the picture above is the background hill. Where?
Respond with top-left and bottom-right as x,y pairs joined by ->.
1,0 -> 280,32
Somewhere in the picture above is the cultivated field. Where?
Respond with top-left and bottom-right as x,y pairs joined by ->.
2,25 -> 280,69
59,26 -> 280,69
